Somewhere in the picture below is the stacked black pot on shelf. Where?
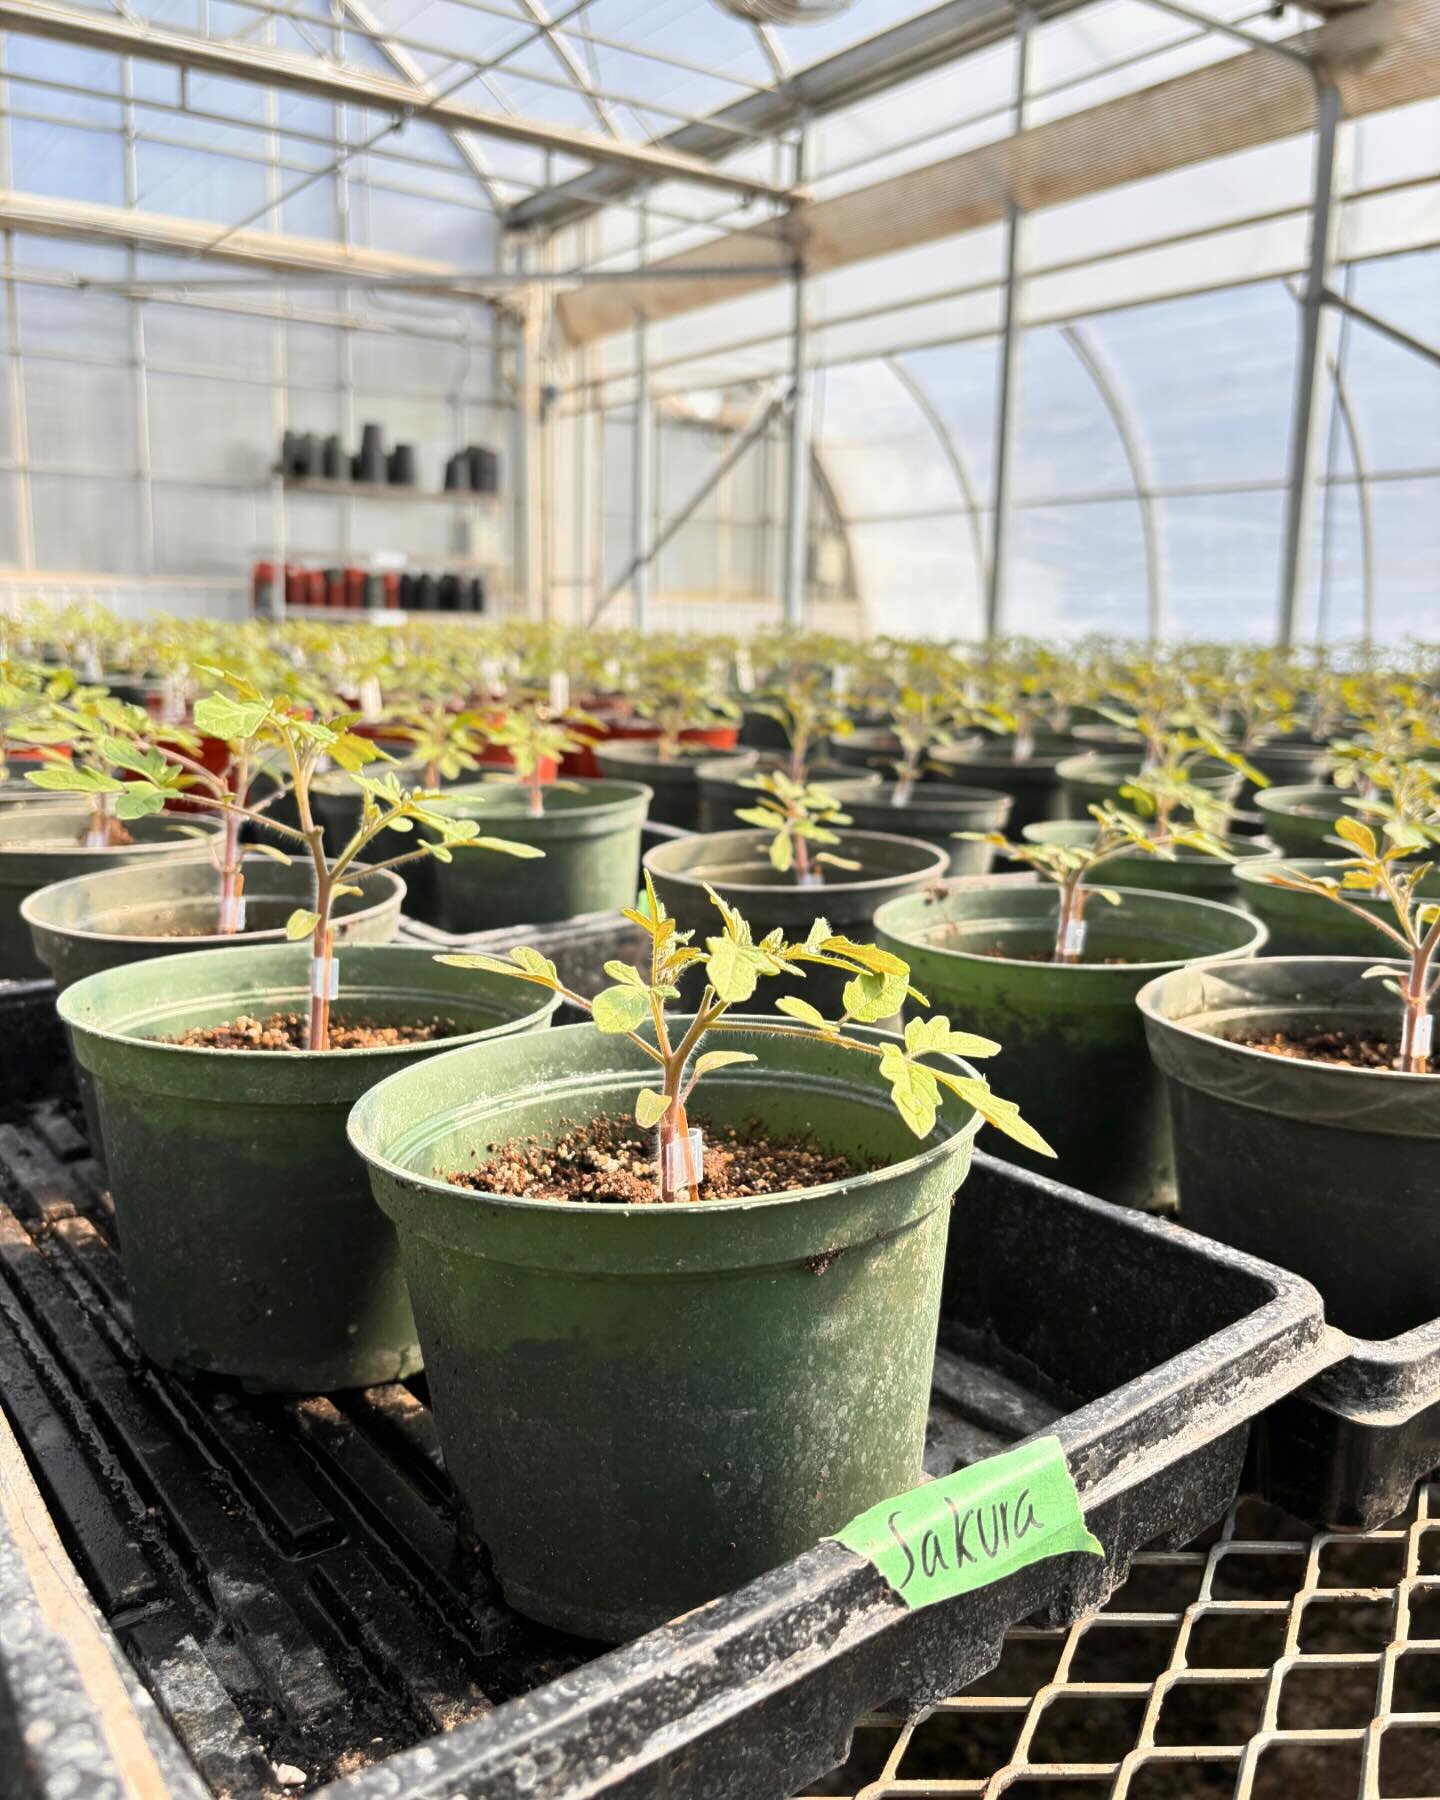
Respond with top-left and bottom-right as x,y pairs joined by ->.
279,427 -> 501,495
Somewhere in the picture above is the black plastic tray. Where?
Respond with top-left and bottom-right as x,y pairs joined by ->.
1248,1313 -> 1440,1530
0,1041 -> 1338,1800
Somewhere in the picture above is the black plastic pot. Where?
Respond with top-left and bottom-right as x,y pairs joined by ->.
926,736 -> 1076,833
827,728 -> 982,777
876,882 -> 1266,1208
1138,956 -> 1440,1341
416,779 -> 651,932
645,828 -> 948,1015
1233,856 -> 1440,955
1055,752 -> 1242,824
357,422 -> 386,483
1241,736 -> 1335,798
1022,820 -> 1272,901
1254,783 -> 1354,858
595,741 -> 754,830
829,780 -> 1012,876
694,755 -> 877,835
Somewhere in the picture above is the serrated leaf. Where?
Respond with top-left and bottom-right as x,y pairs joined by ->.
804,916 -> 832,951
904,1015 -> 1002,1059
692,1051 -> 758,1078
705,936 -> 770,1004
286,908 -> 320,941
937,1072 -> 1056,1158
593,984 -> 651,1033
26,765 -> 116,793
635,1089 -> 672,1128
194,694 -> 268,741
113,788 -> 166,821
878,1043 -> 940,1137
844,965 -> 910,1023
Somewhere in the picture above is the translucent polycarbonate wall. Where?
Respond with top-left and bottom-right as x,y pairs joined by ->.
0,0 -> 1436,641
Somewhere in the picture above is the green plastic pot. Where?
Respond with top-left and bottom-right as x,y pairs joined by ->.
644,828 -> 949,1015
0,808 -> 221,979
0,782 -> 87,810
829,781 -> 1013,876
1139,957 -> 1440,1340
1254,784 -> 1354,858
1055,753 -> 1242,823
348,1016 -> 984,1640
594,742 -> 753,831
875,883 -> 1266,1208
1021,821 -> 1272,901
414,779 -> 651,932
1232,857 -> 1440,956
23,858 -> 405,992
24,861 -> 406,1168
694,756 -> 879,835
926,736 -> 1076,833
1241,737 -> 1336,797
58,944 -> 560,1392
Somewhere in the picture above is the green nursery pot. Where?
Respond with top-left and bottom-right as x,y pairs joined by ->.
644,828 -> 949,1014
926,736 -> 1075,833
0,808 -> 221,979
414,779 -> 651,932
1254,784 -> 1353,859
829,781 -> 1013,876
1021,821 -> 1272,901
348,1017 -> 984,1641
875,883 -> 1266,1209
694,756 -> 879,835
594,741 -> 753,830
1054,753 -> 1242,823
1138,957 -> 1440,1339
58,944 -> 560,1392
23,858 -> 404,991
1232,857 -> 1440,956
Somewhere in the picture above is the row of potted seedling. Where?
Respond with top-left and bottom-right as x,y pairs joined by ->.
0,618 -> 1435,1639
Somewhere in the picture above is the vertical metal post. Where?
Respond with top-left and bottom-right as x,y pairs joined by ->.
782,122 -> 811,631
1277,79 -> 1342,649
519,259 -> 545,621
985,9 -> 1030,644
631,196 -> 654,631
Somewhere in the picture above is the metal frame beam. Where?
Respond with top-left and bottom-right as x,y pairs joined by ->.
0,0 -> 800,203
1320,285 -> 1440,369
1277,78 -> 1343,649
985,10 -> 1030,643
782,125 -> 812,631
506,0 -> 1091,231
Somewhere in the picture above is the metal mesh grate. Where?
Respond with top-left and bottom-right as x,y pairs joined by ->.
801,1478 -> 1440,1799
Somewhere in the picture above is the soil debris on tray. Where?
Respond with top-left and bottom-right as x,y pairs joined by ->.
449,1115 -> 866,1205
1234,1026 -> 1406,1071
159,1012 -> 457,1050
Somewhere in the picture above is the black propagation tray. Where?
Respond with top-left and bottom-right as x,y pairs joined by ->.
0,951 -> 1343,1800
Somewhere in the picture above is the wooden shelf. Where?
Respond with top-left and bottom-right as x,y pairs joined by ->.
277,473 -> 500,506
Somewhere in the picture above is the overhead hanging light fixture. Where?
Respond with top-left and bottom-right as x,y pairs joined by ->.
712,0 -> 856,23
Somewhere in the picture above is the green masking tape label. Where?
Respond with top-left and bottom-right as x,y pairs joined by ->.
829,1435 -> 1102,1610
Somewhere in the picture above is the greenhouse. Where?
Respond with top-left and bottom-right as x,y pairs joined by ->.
0,1 -> 1436,1797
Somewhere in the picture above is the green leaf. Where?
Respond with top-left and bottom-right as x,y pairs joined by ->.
844,965 -> 910,1023
776,995 -> 829,1028
635,1089 -> 672,1128
768,831 -> 794,873
286,908 -> 320,941
193,694 -> 269,742
332,882 -> 364,901
878,1044 -> 940,1137
904,1015 -> 1002,1060
246,842 -> 292,865
1333,814 -> 1377,857
26,765 -> 116,794
937,1073 -> 1056,1159
705,936 -> 771,1004
472,836 -> 545,858
603,960 -> 647,987
434,952 -> 526,978
113,788 -> 166,821
511,947 -> 559,982
593,984 -> 651,1033
691,1050 -> 758,1078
